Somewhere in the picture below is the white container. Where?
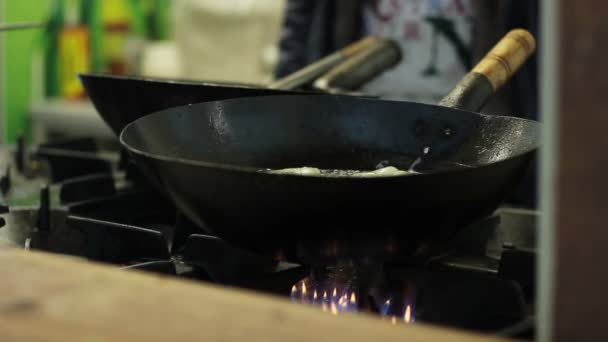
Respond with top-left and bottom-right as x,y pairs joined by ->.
172,0 -> 285,84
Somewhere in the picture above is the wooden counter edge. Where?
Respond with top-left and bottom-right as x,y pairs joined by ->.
0,247 -> 516,342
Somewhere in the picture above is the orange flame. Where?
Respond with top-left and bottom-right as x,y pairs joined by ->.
323,291 -> 328,300
404,305 -> 412,323
313,290 -> 318,300
332,288 -> 337,298
350,292 -> 356,304
330,303 -> 338,315
291,285 -> 297,295
302,282 -> 307,296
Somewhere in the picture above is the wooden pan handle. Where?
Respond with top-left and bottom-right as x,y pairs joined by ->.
473,29 -> 536,91
439,29 -> 536,112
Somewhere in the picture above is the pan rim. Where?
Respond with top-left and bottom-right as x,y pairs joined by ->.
120,136 -> 537,179
78,72 -> 262,88
77,72 -> 315,94
119,95 -> 541,179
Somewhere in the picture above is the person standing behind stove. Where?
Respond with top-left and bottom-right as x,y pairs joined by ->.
274,0 -> 539,208
360,0 -> 476,105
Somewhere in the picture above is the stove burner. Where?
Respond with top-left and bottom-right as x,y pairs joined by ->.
0,166 -> 11,195
290,260 -> 527,332
15,135 -> 27,174
59,174 -> 116,204
35,137 -> 115,182
0,137 -> 538,339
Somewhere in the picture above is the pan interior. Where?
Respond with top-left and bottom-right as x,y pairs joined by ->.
121,95 -> 540,173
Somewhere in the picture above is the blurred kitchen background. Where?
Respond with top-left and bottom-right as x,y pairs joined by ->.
0,0 -> 286,144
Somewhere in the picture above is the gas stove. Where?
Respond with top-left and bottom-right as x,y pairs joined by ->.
0,136 -> 537,340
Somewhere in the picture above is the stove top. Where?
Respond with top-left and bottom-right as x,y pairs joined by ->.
0,136 -> 537,340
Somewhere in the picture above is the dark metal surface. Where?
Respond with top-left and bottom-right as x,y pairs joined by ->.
59,174 -> 116,204
67,215 -> 170,263
182,234 -> 278,284
0,134 -> 539,336
121,94 -> 539,261
35,138 -> 118,183
439,73 -> 495,111
79,40 -> 403,137
79,73 -> 308,136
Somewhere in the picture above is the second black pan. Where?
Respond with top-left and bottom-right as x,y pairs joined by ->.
121,30 -> 540,262
80,37 -> 401,136
79,73 -> 302,136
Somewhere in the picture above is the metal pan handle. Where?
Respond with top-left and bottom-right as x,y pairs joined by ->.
268,36 -> 382,90
439,29 -> 536,112
312,38 -> 402,94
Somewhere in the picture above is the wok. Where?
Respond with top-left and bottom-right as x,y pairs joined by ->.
80,37 -> 401,136
121,29 -> 540,262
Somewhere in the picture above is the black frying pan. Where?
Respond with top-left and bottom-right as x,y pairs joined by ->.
121,30 -> 540,262
79,37 -> 401,136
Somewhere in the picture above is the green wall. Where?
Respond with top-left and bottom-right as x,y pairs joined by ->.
1,1 -> 49,143
1,0 -> 172,144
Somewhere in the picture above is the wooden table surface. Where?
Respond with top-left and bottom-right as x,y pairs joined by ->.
0,248 -> 513,341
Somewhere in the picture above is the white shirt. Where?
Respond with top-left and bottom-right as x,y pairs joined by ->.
360,0 -> 476,104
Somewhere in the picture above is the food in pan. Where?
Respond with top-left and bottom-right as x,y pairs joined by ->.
261,166 -> 417,177
264,167 -> 322,176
